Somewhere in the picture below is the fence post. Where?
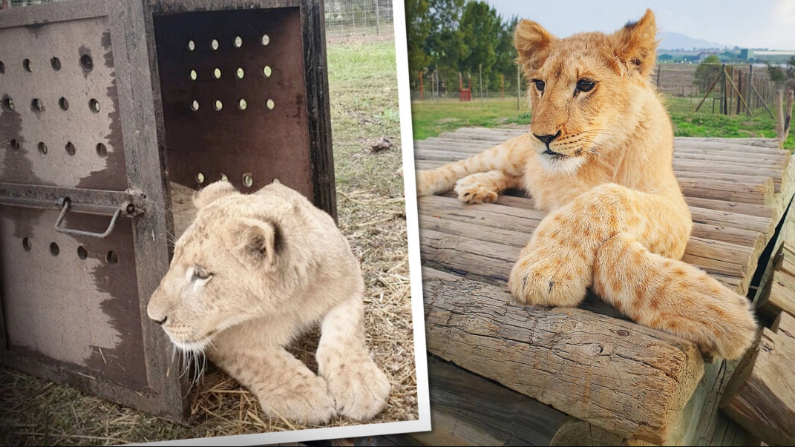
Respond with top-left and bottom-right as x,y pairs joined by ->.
517,65 -> 521,111
374,0 -> 380,35
747,64 -> 754,113
479,64 -> 483,106
419,71 -> 423,101
777,89 -> 794,143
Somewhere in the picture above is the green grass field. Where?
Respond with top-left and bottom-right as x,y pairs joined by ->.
410,96 -> 795,149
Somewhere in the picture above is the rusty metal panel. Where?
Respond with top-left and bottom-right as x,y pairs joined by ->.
154,7 -> 312,197
0,15 -> 128,191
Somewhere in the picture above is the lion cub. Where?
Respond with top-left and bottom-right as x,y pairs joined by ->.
148,180 -> 390,424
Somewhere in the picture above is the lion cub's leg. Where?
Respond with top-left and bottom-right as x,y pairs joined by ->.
416,135 -> 531,196
454,170 -> 524,204
316,294 -> 390,421
593,233 -> 757,360
210,347 -> 336,424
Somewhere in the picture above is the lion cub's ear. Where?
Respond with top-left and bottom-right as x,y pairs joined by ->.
193,180 -> 238,209
232,218 -> 279,269
514,19 -> 556,73
611,8 -> 658,77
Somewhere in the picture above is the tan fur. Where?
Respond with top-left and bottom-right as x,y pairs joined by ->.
415,9 -> 757,360
147,180 -> 390,424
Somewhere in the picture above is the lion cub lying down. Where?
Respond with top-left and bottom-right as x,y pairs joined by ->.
148,180 -> 390,424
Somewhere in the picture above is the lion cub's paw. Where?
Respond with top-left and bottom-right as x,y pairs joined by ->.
260,376 -> 336,425
509,253 -> 589,308
325,356 -> 391,422
454,174 -> 499,204
415,170 -> 436,197
689,283 -> 758,360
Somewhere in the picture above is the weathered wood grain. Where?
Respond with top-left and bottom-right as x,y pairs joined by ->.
720,326 -> 795,446
422,267 -> 705,445
550,418 -> 653,446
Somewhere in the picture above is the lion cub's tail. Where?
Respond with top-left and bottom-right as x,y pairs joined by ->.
592,233 -> 757,360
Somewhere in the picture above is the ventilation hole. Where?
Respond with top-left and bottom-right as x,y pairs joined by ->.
262,66 -> 272,78
234,36 -> 243,48
106,251 -> 118,265
190,69 -> 197,81
22,237 -> 31,251
214,100 -> 223,111
23,58 -> 32,72
89,99 -> 100,113
266,99 -> 275,110
236,67 -> 244,79
31,98 -> 44,112
37,142 -> 48,155
77,246 -> 88,260
9,139 -> 20,150
196,172 -> 205,184
2,96 -> 14,112
187,40 -> 195,51
50,56 -> 62,71
191,100 -> 200,111
80,54 -> 93,71
59,97 -> 69,111
261,34 -> 270,46
220,173 -> 228,181
0,61 -> 5,74
65,142 -> 76,156
242,173 -> 254,188
211,39 -> 219,50
212,68 -> 221,79
238,99 -> 248,110
50,242 -> 60,256
96,143 -> 107,157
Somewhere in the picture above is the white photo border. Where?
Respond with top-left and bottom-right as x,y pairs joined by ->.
135,0 -> 432,445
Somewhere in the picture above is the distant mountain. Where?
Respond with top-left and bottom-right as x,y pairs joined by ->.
658,32 -> 729,51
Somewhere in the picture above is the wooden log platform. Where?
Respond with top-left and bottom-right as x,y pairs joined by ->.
414,127 -> 795,445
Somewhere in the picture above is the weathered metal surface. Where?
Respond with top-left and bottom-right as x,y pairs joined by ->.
0,14 -> 127,191
153,6 -> 314,200
0,205 -> 147,389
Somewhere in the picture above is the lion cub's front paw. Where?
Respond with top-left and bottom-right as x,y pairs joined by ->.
260,376 -> 336,425
509,253 -> 589,307
325,356 -> 390,422
454,174 -> 499,203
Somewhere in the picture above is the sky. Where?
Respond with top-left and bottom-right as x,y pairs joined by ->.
482,0 -> 795,51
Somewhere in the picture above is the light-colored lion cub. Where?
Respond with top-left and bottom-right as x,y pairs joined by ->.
416,9 -> 757,360
147,180 -> 390,424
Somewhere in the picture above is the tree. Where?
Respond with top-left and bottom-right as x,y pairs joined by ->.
693,55 -> 722,94
425,0 -> 467,75
406,0 -> 431,81
458,1 -> 501,80
767,56 -> 795,91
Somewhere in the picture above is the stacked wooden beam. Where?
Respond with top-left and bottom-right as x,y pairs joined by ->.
413,128 -> 794,445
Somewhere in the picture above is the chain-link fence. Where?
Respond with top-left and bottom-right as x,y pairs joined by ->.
3,0 -> 395,38
324,0 -> 393,37
411,68 -> 528,104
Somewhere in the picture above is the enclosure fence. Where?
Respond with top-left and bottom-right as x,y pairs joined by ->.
411,63 -> 782,118
3,0 -> 395,38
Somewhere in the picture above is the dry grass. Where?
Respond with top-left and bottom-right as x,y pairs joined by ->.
0,37 -> 415,445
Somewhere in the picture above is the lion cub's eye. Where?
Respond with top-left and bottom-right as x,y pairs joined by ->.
576,79 -> 596,93
192,266 -> 212,282
532,79 -> 545,92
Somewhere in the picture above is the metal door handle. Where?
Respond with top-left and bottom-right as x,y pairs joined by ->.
54,197 -> 122,239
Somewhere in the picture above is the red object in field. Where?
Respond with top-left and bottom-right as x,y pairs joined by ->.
460,89 -> 472,101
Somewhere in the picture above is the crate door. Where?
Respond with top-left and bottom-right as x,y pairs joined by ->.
0,1 -> 186,421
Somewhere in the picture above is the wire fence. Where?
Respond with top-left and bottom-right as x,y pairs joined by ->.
2,0 -> 395,38
324,0 -> 394,37
411,63 -> 781,118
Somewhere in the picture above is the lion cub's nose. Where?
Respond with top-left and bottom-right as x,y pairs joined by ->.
533,131 -> 561,146
153,316 -> 168,325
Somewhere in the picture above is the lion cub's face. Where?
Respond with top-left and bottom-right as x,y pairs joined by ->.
148,182 -> 282,351
515,9 -> 658,173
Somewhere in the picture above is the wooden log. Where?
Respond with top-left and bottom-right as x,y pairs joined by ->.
676,177 -> 773,206
760,270 -> 795,320
406,356 -> 568,446
422,267 -> 705,445
720,326 -> 795,446
550,418 -> 654,446
771,309 -> 795,335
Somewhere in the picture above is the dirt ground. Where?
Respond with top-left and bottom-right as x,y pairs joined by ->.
0,38 -> 416,445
